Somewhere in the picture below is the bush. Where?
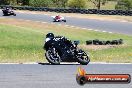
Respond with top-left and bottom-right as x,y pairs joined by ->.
0,0 -> 17,5
115,0 -> 132,10
29,0 -> 52,7
51,0 -> 68,8
67,0 -> 87,9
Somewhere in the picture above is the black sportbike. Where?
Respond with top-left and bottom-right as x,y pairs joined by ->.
43,33 -> 90,65
2,7 -> 16,16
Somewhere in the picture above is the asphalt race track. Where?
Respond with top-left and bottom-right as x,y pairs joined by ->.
0,10 -> 132,35
0,10 -> 132,88
0,64 -> 131,88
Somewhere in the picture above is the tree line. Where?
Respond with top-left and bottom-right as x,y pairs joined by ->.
0,0 -> 132,10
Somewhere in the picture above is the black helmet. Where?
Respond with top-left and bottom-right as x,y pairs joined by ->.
6,7 -> 9,10
46,33 -> 54,38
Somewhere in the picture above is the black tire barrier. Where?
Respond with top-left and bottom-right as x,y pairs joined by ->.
1,5 -> 132,16
86,39 -> 123,45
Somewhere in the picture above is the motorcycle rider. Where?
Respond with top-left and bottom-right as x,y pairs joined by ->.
6,7 -> 9,10
45,33 -> 73,50
2,6 -> 16,16
55,15 -> 61,19
45,33 -> 73,47
4,7 -> 12,11
45,33 -> 54,42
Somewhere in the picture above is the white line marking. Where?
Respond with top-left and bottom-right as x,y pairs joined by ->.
94,30 -> 99,32
66,16 -> 71,17
65,25 -> 69,27
0,62 -> 131,65
50,23 -> 55,25
70,26 -> 75,28
17,19 -> 24,21
0,62 -> 38,64
90,62 -> 132,64
44,14 -> 49,15
121,21 -> 127,23
25,20 -> 31,22
0,17 -> 5,18
32,12 -> 37,14
102,31 -> 107,32
88,29 -> 93,30
109,32 -> 113,33
1,17 -> 114,34
41,22 -> 47,23
35,21 -> 41,23
82,28 -> 87,30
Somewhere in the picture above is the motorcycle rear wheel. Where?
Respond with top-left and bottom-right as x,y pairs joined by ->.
45,47 -> 61,65
63,20 -> 66,22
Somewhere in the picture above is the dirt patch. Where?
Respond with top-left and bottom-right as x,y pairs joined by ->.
79,44 -> 123,50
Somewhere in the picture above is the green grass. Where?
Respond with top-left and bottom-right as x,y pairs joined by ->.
0,22 -> 132,63
90,46 -> 132,63
0,24 -> 44,63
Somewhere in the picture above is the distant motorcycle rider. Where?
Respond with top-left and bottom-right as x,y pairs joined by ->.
55,15 -> 61,19
2,6 -> 16,16
4,7 -> 12,11
6,7 -> 9,10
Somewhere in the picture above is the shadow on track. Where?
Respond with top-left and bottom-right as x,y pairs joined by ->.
38,62 -> 82,65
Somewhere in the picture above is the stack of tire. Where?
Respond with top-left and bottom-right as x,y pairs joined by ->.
86,39 -> 123,45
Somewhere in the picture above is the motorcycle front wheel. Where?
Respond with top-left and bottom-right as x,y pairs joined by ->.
77,50 -> 90,65
13,14 -> 16,16
45,47 -> 61,65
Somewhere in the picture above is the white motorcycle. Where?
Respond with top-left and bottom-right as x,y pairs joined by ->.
52,15 -> 66,22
